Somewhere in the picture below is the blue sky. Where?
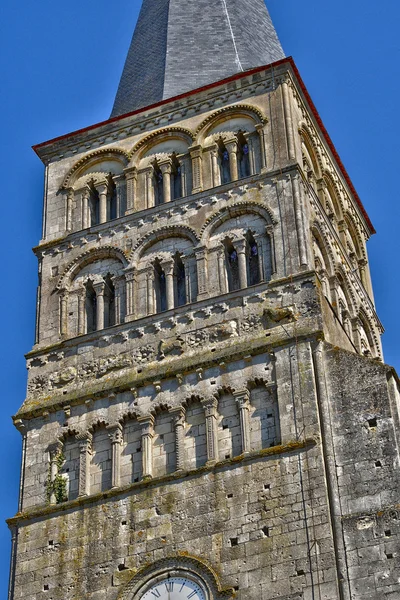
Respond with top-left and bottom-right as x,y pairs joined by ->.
0,0 -> 399,594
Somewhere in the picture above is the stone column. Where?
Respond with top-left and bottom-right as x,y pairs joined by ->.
245,133 -> 255,176
59,291 -> 68,337
163,260 -> 175,310
124,167 -> 137,214
108,424 -> 123,489
180,159 -> 187,197
77,433 -> 92,497
138,416 -> 155,479
210,145 -> 221,187
144,167 -> 154,208
291,173 -> 308,268
81,188 -> 90,229
189,145 -> 203,194
113,275 -> 124,325
351,317 -> 362,353
282,78 -> 296,161
234,390 -> 251,454
236,239 -> 248,289
48,444 -> 61,505
170,407 -> 186,471
77,290 -> 85,335
97,183 -> 108,224
194,246 -> 208,300
114,175 -> 126,218
225,139 -> 239,181
145,267 -> 155,315
65,189 -> 73,232
266,225 -> 277,275
329,275 -> 340,316
201,398 -> 219,465
254,234 -> 265,282
217,250 -> 228,294
338,220 -> 348,247
124,268 -> 136,320
160,162 -> 172,204
255,123 -> 267,171
93,281 -> 105,330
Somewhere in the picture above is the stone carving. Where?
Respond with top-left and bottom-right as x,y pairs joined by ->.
208,321 -> 238,342
186,330 -> 208,348
28,375 -> 48,393
98,354 -> 132,377
241,314 -> 262,333
49,367 -> 77,388
263,305 -> 297,325
159,337 -> 185,359
133,345 -> 155,364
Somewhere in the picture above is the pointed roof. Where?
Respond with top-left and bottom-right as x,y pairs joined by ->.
111,0 -> 285,118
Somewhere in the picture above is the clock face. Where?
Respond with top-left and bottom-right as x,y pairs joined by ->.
141,577 -> 206,600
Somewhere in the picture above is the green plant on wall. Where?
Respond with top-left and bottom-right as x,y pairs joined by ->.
47,451 -> 68,504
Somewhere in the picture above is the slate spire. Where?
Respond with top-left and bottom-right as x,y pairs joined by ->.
111,0 -> 285,118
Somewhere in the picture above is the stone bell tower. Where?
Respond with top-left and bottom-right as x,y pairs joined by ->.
8,1 -> 400,599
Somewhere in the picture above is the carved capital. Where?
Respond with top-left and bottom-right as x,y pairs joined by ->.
169,406 -> 186,427
138,415 -> 155,437
233,389 -> 250,409
201,397 -> 218,417
108,423 -> 123,445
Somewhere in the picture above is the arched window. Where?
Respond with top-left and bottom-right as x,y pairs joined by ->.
237,132 -> 251,179
246,231 -> 261,286
224,239 -> 240,292
217,139 -> 231,185
174,253 -> 186,307
88,184 -> 100,226
85,279 -> 97,333
153,161 -> 164,205
171,154 -> 182,200
103,274 -> 115,328
154,259 -> 167,312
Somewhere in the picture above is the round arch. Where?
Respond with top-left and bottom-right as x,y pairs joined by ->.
195,104 -> 266,145
299,124 -> 322,179
57,246 -> 129,291
132,226 -> 200,262
117,555 -> 234,600
200,201 -> 276,244
344,212 -> 366,260
129,127 -> 195,164
311,222 -> 335,276
61,148 -> 130,189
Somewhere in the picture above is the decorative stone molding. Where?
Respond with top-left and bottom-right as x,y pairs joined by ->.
200,200 -> 277,243
129,127 -> 195,161
61,148 -> 130,189
57,246 -> 130,291
118,555 -> 234,600
195,103 -> 268,138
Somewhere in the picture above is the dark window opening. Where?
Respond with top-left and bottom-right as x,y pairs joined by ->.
218,139 -> 231,185
171,154 -> 182,200
237,132 -> 251,178
174,253 -> 186,307
246,231 -> 261,286
103,274 -> 115,328
108,177 -> 117,220
89,183 -> 100,226
85,279 -> 97,333
224,239 -> 240,292
153,161 -> 164,205
154,259 -> 167,312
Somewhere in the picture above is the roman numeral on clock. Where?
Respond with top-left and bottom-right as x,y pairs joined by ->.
187,591 -> 197,598
151,589 -> 161,598
165,582 -> 174,592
